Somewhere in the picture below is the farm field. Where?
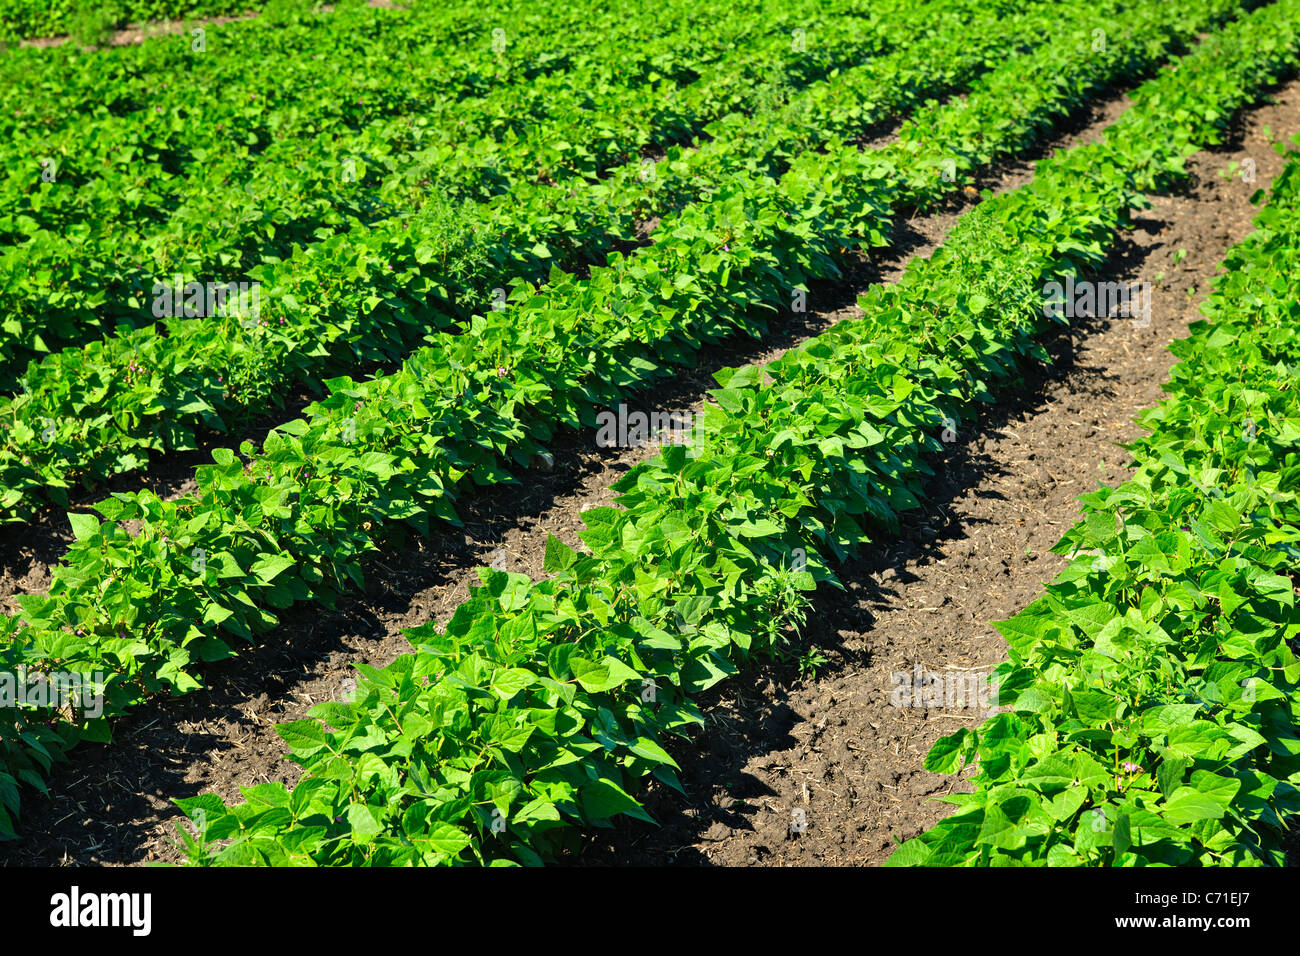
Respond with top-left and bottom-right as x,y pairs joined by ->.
0,0 -> 1297,877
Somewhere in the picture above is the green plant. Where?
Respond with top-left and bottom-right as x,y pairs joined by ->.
796,649 -> 829,680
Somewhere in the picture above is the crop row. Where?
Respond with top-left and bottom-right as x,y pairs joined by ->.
1,0 -> 1293,843
164,0 -> 1300,864
0,0 -> 1254,686
4,0 -> 889,212
0,0 -> 891,376
888,146 -> 1300,867
0,0 -> 1154,832
0,0 -> 1234,521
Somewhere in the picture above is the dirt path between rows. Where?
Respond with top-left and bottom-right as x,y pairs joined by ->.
4,72 -> 1298,867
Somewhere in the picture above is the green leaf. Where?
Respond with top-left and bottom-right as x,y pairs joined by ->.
628,736 -> 680,768
249,552 -> 295,584
67,512 -> 101,541
925,730 -> 973,774
543,534 -> 578,573
1162,773 -> 1239,826
491,668 -> 536,700
345,803 -> 382,841
276,720 -> 328,756
580,778 -> 653,824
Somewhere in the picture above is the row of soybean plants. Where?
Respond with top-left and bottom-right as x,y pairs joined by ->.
1,0 -> 1290,845
170,0 -> 1300,865
0,0 -> 888,379
0,0 -> 1234,525
888,146 -> 1300,868
3,0 -> 659,155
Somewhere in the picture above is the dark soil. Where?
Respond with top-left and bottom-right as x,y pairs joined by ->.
3,72 -> 1298,867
